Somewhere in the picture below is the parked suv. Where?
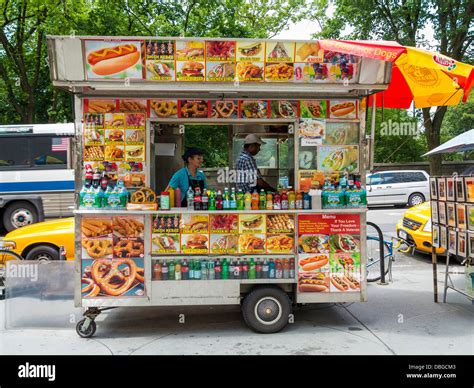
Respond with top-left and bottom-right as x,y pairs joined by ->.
366,170 -> 430,207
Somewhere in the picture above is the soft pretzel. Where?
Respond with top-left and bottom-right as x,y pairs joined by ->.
131,187 -> 156,204
216,101 -> 235,118
114,240 -> 144,258
152,101 -> 177,117
91,259 -> 137,296
82,278 -> 100,297
82,239 -> 112,259
181,102 -> 208,118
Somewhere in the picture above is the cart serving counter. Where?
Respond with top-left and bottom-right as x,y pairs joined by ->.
47,36 -> 393,336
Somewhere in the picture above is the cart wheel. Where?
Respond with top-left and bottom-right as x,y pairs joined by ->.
76,318 -> 96,338
242,286 -> 292,334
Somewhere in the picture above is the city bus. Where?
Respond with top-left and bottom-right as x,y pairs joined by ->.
0,123 -> 74,231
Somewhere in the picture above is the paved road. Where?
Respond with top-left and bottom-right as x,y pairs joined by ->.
1,207 -> 472,355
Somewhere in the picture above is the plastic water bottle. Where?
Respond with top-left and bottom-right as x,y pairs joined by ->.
186,187 -> 194,210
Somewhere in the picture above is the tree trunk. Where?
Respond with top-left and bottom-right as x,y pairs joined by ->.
423,106 -> 447,176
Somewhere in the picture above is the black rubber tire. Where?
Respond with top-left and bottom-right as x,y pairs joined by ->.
242,286 -> 292,334
2,201 -> 38,232
25,245 -> 59,262
408,193 -> 425,207
76,318 -> 96,338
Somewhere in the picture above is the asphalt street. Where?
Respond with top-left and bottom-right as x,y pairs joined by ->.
0,207 -> 472,355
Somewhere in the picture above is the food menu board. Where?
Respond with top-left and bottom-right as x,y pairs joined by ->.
82,38 -> 360,83
150,212 -> 295,256
83,99 -> 147,189
297,214 -> 361,293
81,216 -> 145,298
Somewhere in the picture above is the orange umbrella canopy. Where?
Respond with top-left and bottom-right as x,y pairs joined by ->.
319,40 -> 474,109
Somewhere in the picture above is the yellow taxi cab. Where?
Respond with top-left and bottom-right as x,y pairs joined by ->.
2,218 -> 74,261
396,201 -> 445,255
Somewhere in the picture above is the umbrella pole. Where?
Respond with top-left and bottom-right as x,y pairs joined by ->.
432,246 -> 438,303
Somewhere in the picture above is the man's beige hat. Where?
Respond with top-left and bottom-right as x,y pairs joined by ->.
243,134 -> 266,145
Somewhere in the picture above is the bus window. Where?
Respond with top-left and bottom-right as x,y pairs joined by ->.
32,137 -> 68,167
0,137 -> 30,167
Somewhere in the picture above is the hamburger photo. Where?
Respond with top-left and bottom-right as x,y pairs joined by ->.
180,61 -> 204,77
185,234 -> 208,250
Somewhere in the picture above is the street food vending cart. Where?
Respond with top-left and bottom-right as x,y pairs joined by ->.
47,36 -> 393,336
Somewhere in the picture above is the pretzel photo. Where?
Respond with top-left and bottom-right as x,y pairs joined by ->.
131,187 -> 156,204
81,278 -> 100,297
181,101 -> 208,118
151,101 -> 177,117
82,239 -> 112,259
215,101 -> 236,118
91,259 -> 137,296
113,239 -> 144,258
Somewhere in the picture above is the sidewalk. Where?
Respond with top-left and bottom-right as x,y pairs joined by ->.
0,268 -> 472,355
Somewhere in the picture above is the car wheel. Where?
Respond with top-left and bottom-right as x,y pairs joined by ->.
408,193 -> 425,207
2,202 -> 38,232
25,246 -> 59,262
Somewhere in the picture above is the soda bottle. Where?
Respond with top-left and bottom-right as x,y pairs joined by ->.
242,259 -> 249,279
259,189 -> 266,210
289,258 -> 295,279
230,187 -> 237,210
223,187 -> 230,210
235,260 -> 242,279
169,261 -> 175,280
161,260 -> 169,280
266,192 -> 273,210
202,190 -> 209,211
262,259 -> 269,279
251,190 -> 259,210
201,260 -> 208,280
296,191 -> 303,209
189,259 -> 195,279
153,261 -> 162,280
216,190 -> 223,210
303,192 -> 311,209
281,191 -> 289,210
194,260 -> 202,280
208,260 -> 215,280
236,189 -> 244,210
256,259 -> 262,279
249,258 -> 256,279
222,258 -> 229,279
174,187 -> 181,208
268,259 -> 276,279
100,172 -> 108,192
208,189 -> 216,211
194,187 -> 202,211
275,259 -> 283,279
244,191 -> 252,210
182,259 -> 189,280
229,260 -> 234,279
273,192 -> 281,210
186,187 -> 194,210
175,261 -> 182,281
282,259 -> 290,279
215,259 -> 222,280
288,190 -> 296,210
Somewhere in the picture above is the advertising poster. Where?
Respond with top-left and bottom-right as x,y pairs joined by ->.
238,234 -> 266,254
299,119 -> 325,146
211,100 -> 238,119
239,214 -> 266,234
297,213 -> 361,293
145,40 -> 175,81
179,100 -> 209,118
81,216 -> 145,299
265,63 -> 294,82
236,41 -> 265,62
84,40 -> 144,80
266,235 -> 294,253
270,100 -> 298,119
236,62 -> 264,82
240,100 -> 268,118
298,170 -> 325,191
152,214 -> 181,254
324,122 -> 360,145
180,214 -> 209,234
329,100 -> 357,119
210,234 -> 238,254
150,99 -> 178,118
175,40 -> 205,82
206,40 -> 236,82
210,214 -> 238,234
467,205 -> 474,232
317,145 -> 359,173
85,99 -> 117,114
181,233 -> 209,254
300,100 -> 327,119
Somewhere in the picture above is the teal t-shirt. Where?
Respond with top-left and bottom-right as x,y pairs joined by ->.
169,167 -> 207,202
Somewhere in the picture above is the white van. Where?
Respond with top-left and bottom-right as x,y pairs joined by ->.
366,170 -> 430,207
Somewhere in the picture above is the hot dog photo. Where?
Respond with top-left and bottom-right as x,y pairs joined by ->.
298,254 -> 330,271
85,40 -> 143,79
298,272 -> 329,293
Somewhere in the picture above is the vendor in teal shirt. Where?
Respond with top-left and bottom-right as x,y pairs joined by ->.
167,148 -> 208,206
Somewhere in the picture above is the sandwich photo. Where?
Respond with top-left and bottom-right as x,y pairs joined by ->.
184,234 -> 208,250
238,42 -> 263,58
179,61 -> 205,78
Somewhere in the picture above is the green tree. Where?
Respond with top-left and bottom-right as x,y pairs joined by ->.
311,0 -> 474,174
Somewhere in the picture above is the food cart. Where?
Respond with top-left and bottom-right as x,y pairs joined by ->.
46,36 -> 394,336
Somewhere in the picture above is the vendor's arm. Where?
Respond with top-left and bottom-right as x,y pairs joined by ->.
168,169 -> 185,190
257,177 -> 276,192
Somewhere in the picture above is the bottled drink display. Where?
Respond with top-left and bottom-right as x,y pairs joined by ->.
153,258 -> 295,281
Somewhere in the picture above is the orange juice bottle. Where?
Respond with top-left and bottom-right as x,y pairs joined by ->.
266,192 -> 273,210
251,190 -> 259,210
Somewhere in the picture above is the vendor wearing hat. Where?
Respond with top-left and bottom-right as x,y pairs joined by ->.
168,147 -> 208,206
236,134 -> 276,193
